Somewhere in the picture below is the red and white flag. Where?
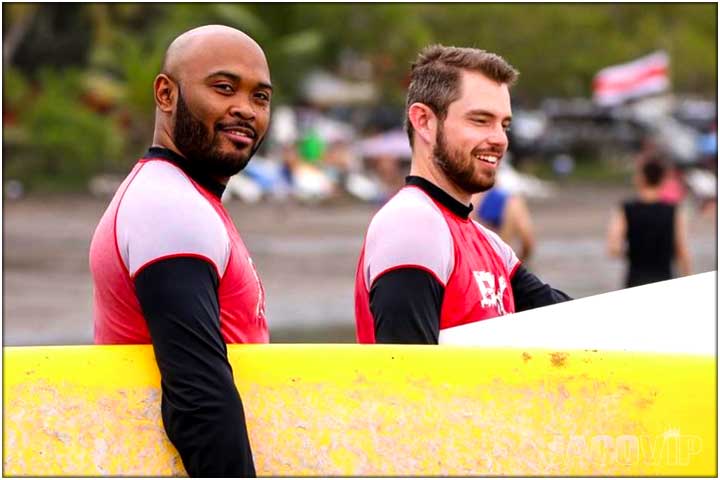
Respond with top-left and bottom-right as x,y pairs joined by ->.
592,51 -> 670,107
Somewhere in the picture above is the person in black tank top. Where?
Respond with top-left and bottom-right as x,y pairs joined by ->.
623,199 -> 675,286
607,158 -> 692,288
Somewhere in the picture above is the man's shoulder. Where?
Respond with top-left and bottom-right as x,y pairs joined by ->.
117,160 -> 229,277
122,160 -> 221,223
471,219 -> 520,274
364,187 -> 454,286
369,186 -> 445,233
128,159 -> 202,198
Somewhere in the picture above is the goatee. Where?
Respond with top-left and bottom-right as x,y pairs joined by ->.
173,88 -> 264,178
432,121 -> 496,194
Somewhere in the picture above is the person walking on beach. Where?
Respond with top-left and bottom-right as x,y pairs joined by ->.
607,157 -> 692,288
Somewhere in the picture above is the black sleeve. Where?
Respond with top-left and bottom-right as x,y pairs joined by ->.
511,264 -> 572,312
134,257 -> 255,477
370,268 -> 444,344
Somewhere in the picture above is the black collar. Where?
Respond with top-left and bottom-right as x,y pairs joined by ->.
143,147 -> 226,199
405,176 -> 474,219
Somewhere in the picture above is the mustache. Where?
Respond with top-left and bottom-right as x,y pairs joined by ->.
215,121 -> 257,139
471,146 -> 504,157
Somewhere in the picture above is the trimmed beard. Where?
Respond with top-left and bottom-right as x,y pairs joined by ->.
432,119 -> 496,194
173,87 -> 263,178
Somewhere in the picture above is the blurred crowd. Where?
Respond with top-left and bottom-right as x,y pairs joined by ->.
224,102 -> 411,205
4,4 -> 716,212
218,92 -> 716,221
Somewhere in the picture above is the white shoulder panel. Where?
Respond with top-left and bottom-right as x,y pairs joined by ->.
473,220 -> 519,274
364,187 -> 454,287
116,161 -> 230,277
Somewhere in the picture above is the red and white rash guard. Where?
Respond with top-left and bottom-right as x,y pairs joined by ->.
91,149 -> 268,344
355,176 -> 570,344
89,147 -> 263,476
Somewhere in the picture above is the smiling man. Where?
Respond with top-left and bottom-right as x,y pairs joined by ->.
355,45 -> 571,344
90,25 -> 272,476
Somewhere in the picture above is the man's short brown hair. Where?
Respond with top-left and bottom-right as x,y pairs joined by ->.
405,45 -> 519,147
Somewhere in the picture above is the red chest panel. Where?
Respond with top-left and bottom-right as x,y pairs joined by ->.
91,160 -> 268,345
439,207 -> 515,331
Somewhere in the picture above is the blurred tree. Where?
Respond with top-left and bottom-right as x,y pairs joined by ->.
5,3 -> 716,104
295,4 -> 435,102
6,4 -> 93,74
2,3 -> 716,191
4,68 -> 124,190
3,4 -> 39,69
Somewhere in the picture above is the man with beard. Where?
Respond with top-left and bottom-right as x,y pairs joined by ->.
89,25 -> 272,476
354,45 -> 571,344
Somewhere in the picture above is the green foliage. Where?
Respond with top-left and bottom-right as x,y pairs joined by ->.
3,66 -> 30,110
5,68 -> 125,190
1,3 -> 716,191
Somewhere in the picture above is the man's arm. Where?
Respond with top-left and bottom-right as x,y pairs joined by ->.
370,268 -> 444,344
511,264 -> 572,312
674,208 -> 692,276
135,257 -> 255,477
606,208 -> 626,258
506,195 -> 535,262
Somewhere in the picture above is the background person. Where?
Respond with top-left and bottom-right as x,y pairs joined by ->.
607,157 -> 692,288
473,186 -> 535,263
89,25 -> 272,476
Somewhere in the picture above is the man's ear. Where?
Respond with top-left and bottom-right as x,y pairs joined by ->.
408,102 -> 437,145
154,74 -> 176,113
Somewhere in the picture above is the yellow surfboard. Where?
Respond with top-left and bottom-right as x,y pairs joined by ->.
3,344 -> 716,476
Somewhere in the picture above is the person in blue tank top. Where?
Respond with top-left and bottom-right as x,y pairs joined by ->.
474,185 -> 535,262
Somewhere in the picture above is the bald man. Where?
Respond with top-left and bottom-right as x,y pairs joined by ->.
90,25 -> 272,476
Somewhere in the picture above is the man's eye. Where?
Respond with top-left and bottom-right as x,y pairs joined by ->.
255,92 -> 270,102
214,84 -> 234,93
503,125 -> 512,132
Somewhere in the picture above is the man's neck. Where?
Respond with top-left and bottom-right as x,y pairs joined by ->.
409,155 -> 472,205
638,186 -> 661,202
152,128 -> 182,159
143,147 -> 227,199
150,136 -> 230,186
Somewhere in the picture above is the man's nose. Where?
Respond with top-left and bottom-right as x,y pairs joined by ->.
487,125 -> 508,148
229,97 -> 256,120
